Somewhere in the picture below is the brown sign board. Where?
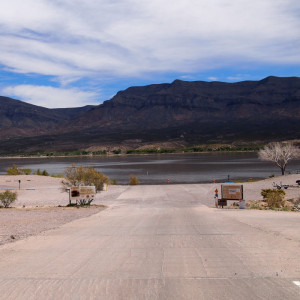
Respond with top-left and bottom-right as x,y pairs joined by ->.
70,186 -> 96,200
221,185 -> 243,200
218,199 -> 227,207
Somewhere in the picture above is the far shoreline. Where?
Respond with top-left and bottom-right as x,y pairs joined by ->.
0,149 -> 259,160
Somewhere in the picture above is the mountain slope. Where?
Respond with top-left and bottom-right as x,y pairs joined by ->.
0,96 -> 94,139
62,76 -> 300,139
0,76 -> 299,153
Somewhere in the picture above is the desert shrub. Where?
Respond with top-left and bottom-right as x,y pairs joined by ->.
63,165 -> 110,192
21,168 -> 32,175
36,169 -> 49,176
6,165 -> 22,175
0,190 -> 17,208
42,170 -> 49,176
249,204 -> 261,210
113,149 -> 121,154
6,165 -> 33,175
261,189 -> 285,208
129,174 -> 140,185
111,178 -> 118,185
92,150 -> 107,155
51,173 -> 64,178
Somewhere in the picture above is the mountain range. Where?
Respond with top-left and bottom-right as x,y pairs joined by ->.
0,76 -> 299,154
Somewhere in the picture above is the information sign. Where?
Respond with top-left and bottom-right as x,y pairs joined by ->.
221,185 -> 243,200
70,186 -> 96,200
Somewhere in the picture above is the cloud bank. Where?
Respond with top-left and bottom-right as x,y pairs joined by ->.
3,85 -> 99,108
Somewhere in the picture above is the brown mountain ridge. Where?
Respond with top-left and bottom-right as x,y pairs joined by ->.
0,76 -> 299,153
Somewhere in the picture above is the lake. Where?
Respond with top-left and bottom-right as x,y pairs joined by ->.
1,153 -> 300,184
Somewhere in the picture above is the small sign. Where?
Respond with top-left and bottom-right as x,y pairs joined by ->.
70,186 -> 96,200
218,199 -> 227,207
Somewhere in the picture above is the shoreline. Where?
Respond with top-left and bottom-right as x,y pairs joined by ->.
0,150 -> 259,160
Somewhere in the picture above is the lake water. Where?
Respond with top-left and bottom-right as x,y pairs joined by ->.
0,153 -> 300,184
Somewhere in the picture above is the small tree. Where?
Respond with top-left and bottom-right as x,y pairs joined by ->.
258,142 -> 300,175
0,190 -> 17,208
129,174 -> 140,185
63,165 -> 110,192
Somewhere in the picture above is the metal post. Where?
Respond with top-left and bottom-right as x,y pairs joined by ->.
18,180 -> 21,190
68,188 -> 71,205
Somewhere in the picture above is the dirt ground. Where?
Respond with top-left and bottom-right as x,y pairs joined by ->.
0,206 -> 106,246
0,175 -> 128,246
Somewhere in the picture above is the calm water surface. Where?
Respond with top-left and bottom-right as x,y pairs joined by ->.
0,153 -> 300,184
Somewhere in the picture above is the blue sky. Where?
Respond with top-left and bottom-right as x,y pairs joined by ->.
0,0 -> 299,108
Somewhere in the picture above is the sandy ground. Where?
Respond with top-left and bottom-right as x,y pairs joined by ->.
0,206 -> 106,246
0,175 -> 128,245
0,174 -> 299,247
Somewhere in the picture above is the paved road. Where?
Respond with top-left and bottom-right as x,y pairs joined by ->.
0,185 -> 300,299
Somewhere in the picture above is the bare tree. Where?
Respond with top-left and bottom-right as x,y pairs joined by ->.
258,142 -> 300,175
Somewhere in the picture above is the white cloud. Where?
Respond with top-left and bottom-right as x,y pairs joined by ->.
2,85 -> 99,108
208,77 -> 218,81
227,74 -> 255,81
0,0 -> 299,84
1,0 -> 299,108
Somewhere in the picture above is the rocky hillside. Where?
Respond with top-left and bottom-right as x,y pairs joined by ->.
0,76 -> 299,153
62,76 -> 300,141
0,96 -> 94,139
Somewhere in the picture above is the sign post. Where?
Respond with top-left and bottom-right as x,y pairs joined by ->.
218,185 -> 245,209
214,188 -> 219,208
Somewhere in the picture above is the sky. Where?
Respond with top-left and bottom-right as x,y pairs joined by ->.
0,0 -> 299,108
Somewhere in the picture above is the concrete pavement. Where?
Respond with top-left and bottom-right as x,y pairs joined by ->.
0,184 -> 300,299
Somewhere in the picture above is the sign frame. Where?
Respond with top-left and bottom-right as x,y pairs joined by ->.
70,186 -> 96,205
221,184 -> 243,201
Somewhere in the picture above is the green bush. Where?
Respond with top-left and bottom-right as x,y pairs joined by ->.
21,168 -> 32,175
6,165 -> 32,175
51,173 -> 64,178
36,169 -> 49,176
261,189 -> 285,208
6,165 -> 22,175
129,174 -> 140,185
113,149 -> 121,154
92,150 -> 107,155
0,190 -> 17,208
42,170 -> 49,176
